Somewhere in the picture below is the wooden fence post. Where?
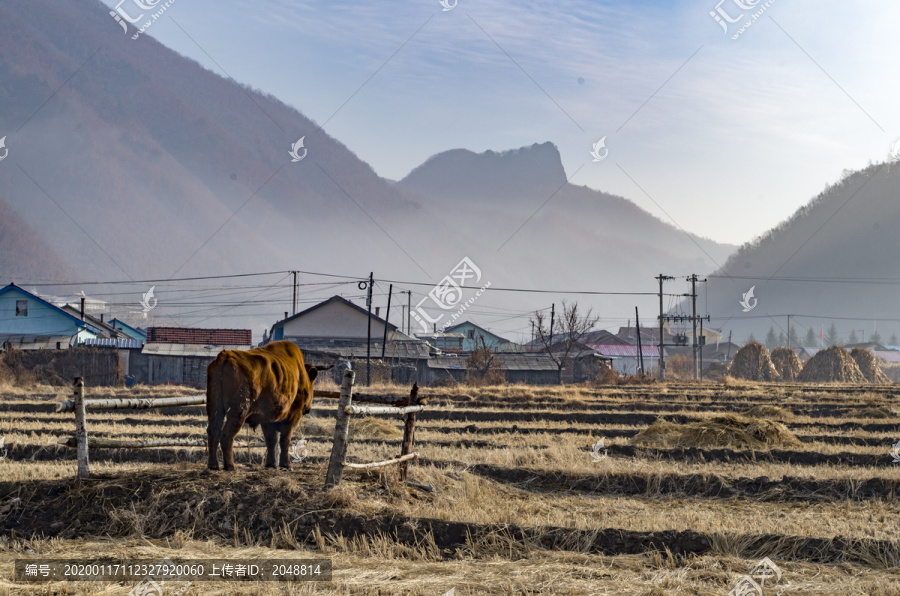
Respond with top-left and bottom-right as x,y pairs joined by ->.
399,383 -> 419,481
325,369 -> 355,488
73,377 -> 90,479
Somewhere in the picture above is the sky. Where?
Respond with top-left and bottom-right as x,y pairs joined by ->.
100,0 -> 900,248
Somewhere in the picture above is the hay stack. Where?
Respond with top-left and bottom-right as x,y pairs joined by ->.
632,414 -> 800,449
770,347 -> 802,381
850,348 -> 891,384
728,341 -> 780,382
743,404 -> 794,421
797,346 -> 866,383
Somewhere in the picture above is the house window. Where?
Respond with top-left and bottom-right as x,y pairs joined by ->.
15,300 -> 27,317
467,330 -> 475,339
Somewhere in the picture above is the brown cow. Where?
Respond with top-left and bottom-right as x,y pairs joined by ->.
206,341 -> 318,471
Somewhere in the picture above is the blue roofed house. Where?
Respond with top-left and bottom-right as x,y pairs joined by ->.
0,284 -> 104,349
442,321 -> 521,352
108,318 -> 148,342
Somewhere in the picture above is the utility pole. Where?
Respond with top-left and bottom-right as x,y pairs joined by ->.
381,284 -> 392,359
365,272 -> 373,386
787,314 -> 791,350
549,303 -> 555,350
656,275 -> 674,380
635,306 -> 644,375
699,314 -> 710,379
406,291 -> 412,337
292,271 -> 298,315
687,274 -> 707,380
726,330 -> 733,361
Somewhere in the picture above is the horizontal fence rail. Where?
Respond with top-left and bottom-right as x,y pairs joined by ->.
57,437 -> 274,449
344,405 -> 425,416
56,395 -> 207,413
343,452 -> 418,470
55,390 -> 423,414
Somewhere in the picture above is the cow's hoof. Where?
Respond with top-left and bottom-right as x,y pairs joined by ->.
207,463 -> 220,471
223,464 -> 235,471
279,464 -> 292,471
264,463 -> 277,469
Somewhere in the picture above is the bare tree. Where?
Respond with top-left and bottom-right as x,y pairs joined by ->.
465,336 -> 506,386
531,301 -> 599,384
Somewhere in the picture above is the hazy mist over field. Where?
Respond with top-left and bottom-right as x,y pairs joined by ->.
1,0 -> 900,343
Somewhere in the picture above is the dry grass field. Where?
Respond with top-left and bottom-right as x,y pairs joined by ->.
1,377 -> 900,595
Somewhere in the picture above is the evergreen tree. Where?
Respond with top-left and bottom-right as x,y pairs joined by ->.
826,323 -> 839,346
871,330 -> 882,344
778,331 -> 786,346
848,329 -> 859,345
805,328 -> 816,347
891,332 -> 898,346
765,327 -> 777,350
747,333 -> 756,344
788,326 -> 800,347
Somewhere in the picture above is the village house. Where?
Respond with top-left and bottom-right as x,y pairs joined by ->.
0,284 -> 104,350
442,321 -> 522,352
131,327 -> 252,388
266,295 -> 430,383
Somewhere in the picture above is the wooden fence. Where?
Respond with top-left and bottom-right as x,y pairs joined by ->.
57,372 -> 427,486
324,369 -> 424,489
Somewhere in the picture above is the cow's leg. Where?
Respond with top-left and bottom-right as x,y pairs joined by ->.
278,421 -> 297,469
262,423 -> 279,468
207,403 -> 225,470
220,411 -> 246,471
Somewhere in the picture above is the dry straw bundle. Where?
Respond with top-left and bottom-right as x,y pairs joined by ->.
728,341 -> 780,382
632,414 -> 800,450
849,347 -> 891,384
797,346 -> 866,383
770,347 -> 803,381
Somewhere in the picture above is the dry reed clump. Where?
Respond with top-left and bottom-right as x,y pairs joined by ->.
702,362 -> 729,382
593,367 -> 657,386
300,416 -> 401,439
850,348 -> 891,384
770,347 -> 802,382
349,417 -> 403,439
853,406 -> 895,419
631,414 -> 800,449
728,342 -> 780,382
797,346 -> 867,383
742,404 -> 794,421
